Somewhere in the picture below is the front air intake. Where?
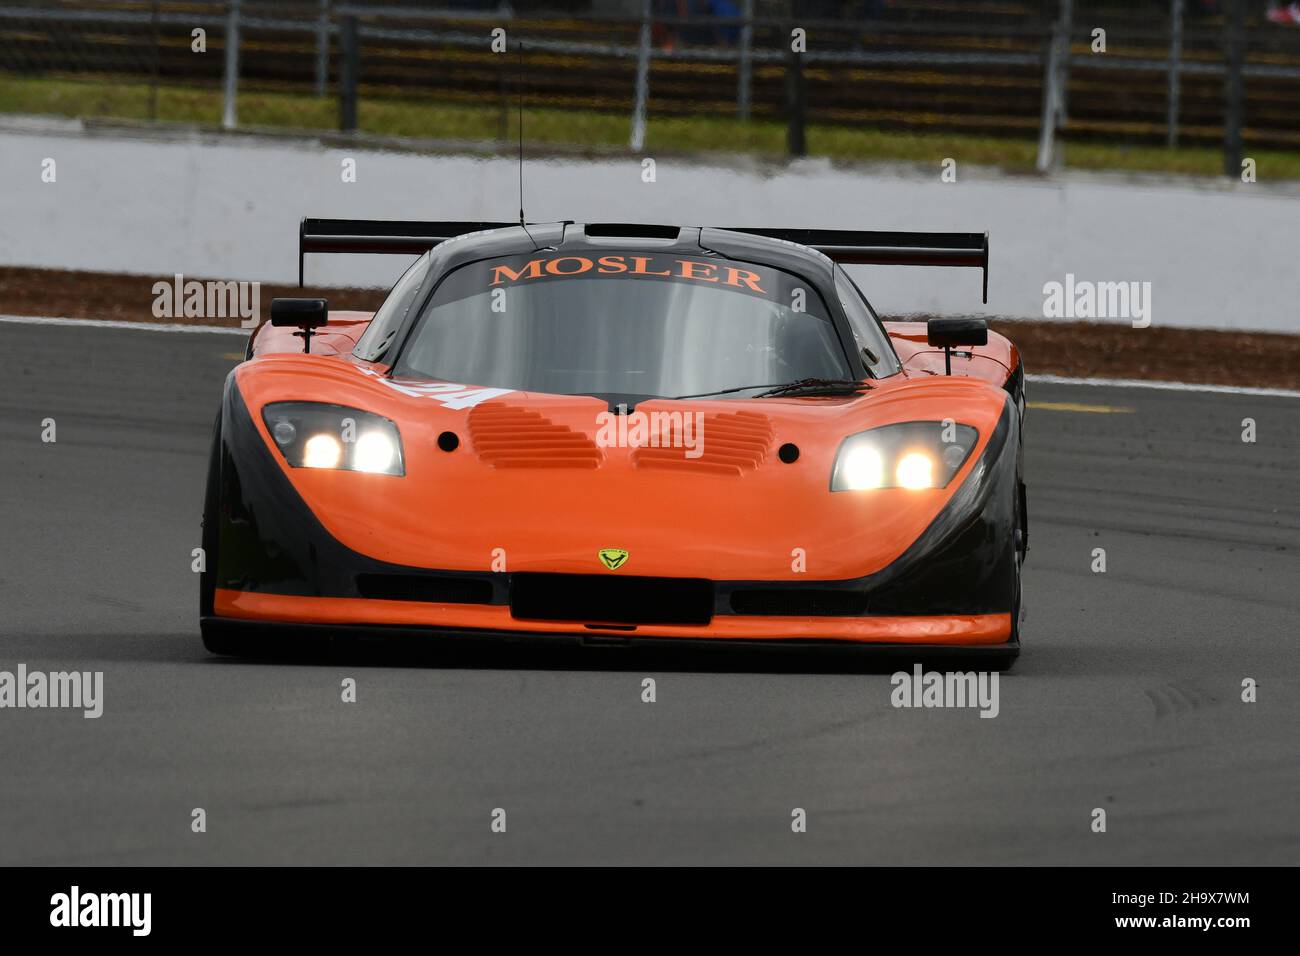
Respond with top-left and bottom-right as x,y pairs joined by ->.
511,573 -> 713,625
632,410 -> 773,476
467,404 -> 604,469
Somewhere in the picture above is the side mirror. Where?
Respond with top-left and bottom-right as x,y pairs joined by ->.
271,298 -> 328,353
927,317 -> 987,376
926,316 -> 988,348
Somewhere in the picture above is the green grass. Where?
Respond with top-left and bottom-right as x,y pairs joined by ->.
4,72 -> 1299,180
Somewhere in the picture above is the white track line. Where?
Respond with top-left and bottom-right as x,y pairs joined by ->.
3,313 -> 1298,398
0,314 -> 247,335
1026,373 -> 1300,399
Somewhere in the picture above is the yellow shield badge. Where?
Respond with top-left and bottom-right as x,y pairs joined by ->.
598,548 -> 629,571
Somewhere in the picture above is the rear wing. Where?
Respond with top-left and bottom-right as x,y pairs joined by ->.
298,218 -> 990,302
723,228 -> 990,302
298,218 -> 515,286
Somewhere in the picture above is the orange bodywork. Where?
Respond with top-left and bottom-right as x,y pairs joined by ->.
886,320 -> 1020,385
221,312 -> 1017,644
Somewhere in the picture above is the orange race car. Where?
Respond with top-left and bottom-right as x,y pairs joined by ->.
200,220 -> 1027,665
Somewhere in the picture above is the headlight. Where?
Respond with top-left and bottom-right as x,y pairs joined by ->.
261,402 -> 405,476
831,421 -> 977,491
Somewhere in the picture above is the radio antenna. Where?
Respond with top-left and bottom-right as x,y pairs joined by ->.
516,40 -> 538,248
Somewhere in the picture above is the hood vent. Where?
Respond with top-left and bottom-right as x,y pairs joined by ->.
467,403 -> 603,469
632,410 -> 773,477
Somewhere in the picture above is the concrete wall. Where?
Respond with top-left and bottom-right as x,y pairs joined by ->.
1,119 -> 1297,333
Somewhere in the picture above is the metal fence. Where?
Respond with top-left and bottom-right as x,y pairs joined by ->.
1,0 -> 1298,175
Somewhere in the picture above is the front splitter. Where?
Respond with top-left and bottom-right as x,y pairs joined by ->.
213,588 -> 1012,645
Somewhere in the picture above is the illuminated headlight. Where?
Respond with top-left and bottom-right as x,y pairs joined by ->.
261,402 -> 405,476
302,433 -> 343,469
351,430 -> 398,473
831,421 -> 977,491
837,444 -> 885,490
895,452 -> 933,490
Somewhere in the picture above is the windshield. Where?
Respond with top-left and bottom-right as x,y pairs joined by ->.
392,251 -> 853,400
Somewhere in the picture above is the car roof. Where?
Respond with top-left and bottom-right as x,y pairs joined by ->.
351,221 -> 866,373
423,222 -> 836,286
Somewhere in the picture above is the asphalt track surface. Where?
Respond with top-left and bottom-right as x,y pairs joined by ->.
0,321 -> 1296,866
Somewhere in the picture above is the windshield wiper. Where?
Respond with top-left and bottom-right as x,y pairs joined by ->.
670,377 -> 870,401
753,377 -> 871,398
